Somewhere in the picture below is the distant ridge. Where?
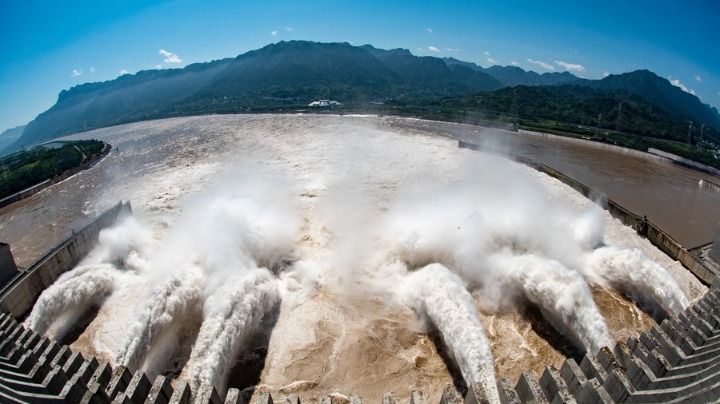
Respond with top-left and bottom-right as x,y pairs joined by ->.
6,41 -> 720,153
577,69 -> 720,130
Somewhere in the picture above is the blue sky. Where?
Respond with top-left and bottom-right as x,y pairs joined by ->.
1,0 -> 718,133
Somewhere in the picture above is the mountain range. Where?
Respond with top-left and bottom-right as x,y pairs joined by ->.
4,41 -> 720,153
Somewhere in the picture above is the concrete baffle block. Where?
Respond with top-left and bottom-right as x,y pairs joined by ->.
382,392 -> 396,404
410,390 -> 425,404
579,354 -> 608,383
224,388 -> 242,404
168,380 -> 191,404
602,367 -> 636,402
560,359 -> 587,395
194,384 -> 222,404
514,372 -> 548,403
120,370 -> 152,403
440,385 -> 461,404
348,394 -> 361,404
539,366 -> 573,403
105,365 -> 133,401
464,382 -> 492,404
254,392 -> 274,404
144,375 -> 173,404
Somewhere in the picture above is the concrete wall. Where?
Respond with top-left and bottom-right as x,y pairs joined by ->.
459,140 -> 719,285
649,148 -> 720,178
710,229 -> 720,265
518,129 -> 671,162
0,244 -> 19,290
0,201 -> 131,318
3,279 -> 720,403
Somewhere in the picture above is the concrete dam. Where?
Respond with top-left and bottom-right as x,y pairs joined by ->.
1,204 -> 720,402
0,114 -> 718,403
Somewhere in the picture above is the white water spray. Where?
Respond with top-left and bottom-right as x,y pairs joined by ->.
496,254 -> 612,353
401,264 -> 500,403
586,246 -> 689,316
25,265 -> 117,336
189,269 -> 279,394
115,268 -> 204,371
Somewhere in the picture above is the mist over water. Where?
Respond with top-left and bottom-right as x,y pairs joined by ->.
19,115 -> 702,401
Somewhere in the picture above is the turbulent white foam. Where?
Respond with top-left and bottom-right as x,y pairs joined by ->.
189,269 -> 279,394
25,265 -> 117,336
401,264 -> 499,402
495,254 -> 612,353
586,246 -> 689,316
20,116 -> 698,397
115,268 -> 204,371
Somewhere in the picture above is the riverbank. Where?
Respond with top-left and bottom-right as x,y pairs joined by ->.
0,141 -> 111,209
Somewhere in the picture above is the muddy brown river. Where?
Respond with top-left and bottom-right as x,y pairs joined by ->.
0,114 -> 712,402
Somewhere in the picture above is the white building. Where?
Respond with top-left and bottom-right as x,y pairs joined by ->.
308,99 -> 342,107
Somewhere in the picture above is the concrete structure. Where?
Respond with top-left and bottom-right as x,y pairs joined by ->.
0,201 -> 132,318
0,142 -> 111,209
0,244 -> 18,290
460,140 -> 720,285
710,229 -> 720,266
1,281 -> 720,402
2,144 -> 720,401
308,100 -> 342,107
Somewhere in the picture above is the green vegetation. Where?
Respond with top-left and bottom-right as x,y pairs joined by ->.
354,85 -> 720,170
0,140 -> 106,199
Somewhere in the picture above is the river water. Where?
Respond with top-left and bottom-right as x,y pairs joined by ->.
0,114 -> 711,402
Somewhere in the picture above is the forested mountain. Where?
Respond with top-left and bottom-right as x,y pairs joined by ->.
443,58 -> 578,87
576,70 -> 720,130
0,125 -> 26,152
5,41 -> 720,154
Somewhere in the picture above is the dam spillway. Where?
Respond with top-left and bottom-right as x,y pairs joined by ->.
2,278 -> 720,402
0,114 -> 717,402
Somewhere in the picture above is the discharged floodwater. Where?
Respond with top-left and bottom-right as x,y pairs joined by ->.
399,119 -> 720,249
0,114 -> 713,401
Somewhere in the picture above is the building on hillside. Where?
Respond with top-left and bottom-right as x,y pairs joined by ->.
308,100 -> 342,107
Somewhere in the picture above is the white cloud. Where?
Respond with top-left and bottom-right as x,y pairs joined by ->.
271,30 -> 278,37
159,49 -> 182,64
603,71 -> 610,77
119,69 -> 129,75
484,51 -> 490,56
487,57 -> 499,64
156,65 -> 162,69
71,69 -> 83,77
443,47 -> 459,52
527,58 -> 554,71
669,78 -> 695,95
427,46 -> 440,52
554,60 -> 586,72
426,27 -> 433,33
695,75 -> 702,82
89,67 -> 95,73
285,26 -> 292,32
511,61 -> 519,65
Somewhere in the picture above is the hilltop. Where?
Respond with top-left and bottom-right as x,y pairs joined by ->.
5,41 -> 720,154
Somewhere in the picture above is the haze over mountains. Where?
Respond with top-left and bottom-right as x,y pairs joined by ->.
4,41 -> 720,153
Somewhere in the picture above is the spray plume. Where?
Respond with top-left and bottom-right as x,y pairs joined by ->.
401,264 -> 500,402
25,265 -> 117,337
493,254 -> 612,353
189,269 -> 279,394
115,268 -> 204,371
586,246 -> 689,317
111,161 -> 300,377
